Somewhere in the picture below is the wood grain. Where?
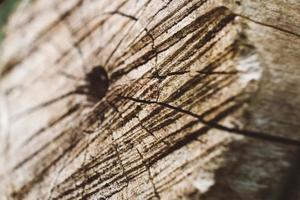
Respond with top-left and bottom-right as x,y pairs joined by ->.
0,0 -> 300,199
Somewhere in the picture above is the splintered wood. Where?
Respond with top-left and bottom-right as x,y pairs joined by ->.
0,0 -> 300,199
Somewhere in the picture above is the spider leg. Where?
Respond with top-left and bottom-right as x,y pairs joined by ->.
58,70 -> 85,82
14,90 -> 80,120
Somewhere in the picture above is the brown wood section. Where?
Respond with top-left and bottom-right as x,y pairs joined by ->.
0,0 -> 300,199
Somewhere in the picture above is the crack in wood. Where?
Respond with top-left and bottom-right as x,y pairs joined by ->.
121,95 -> 300,147
2,0 -> 300,199
136,148 -> 161,200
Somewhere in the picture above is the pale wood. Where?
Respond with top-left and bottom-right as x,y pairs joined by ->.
0,0 -> 300,199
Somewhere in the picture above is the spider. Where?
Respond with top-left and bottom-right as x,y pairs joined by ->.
75,66 -> 109,103
14,65 -> 109,119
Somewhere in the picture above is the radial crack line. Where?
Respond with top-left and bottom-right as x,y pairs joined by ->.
236,14 -> 300,38
121,95 -> 300,147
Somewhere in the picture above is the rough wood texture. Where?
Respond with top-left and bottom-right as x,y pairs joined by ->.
0,0 -> 300,199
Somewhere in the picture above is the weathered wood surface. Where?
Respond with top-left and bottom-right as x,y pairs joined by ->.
0,0 -> 300,199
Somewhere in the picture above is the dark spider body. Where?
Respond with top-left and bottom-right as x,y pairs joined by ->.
77,66 -> 109,102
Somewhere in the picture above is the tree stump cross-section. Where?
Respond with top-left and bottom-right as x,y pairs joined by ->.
0,0 -> 300,199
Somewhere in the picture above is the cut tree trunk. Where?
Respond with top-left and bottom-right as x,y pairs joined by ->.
0,0 -> 300,199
